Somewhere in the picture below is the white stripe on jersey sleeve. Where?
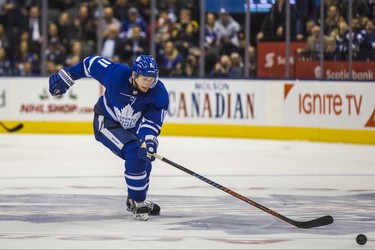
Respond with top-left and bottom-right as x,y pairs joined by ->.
139,124 -> 159,134
83,56 -> 100,76
143,117 -> 161,131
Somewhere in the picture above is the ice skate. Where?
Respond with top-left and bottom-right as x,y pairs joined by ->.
126,196 -> 161,217
130,200 -> 152,221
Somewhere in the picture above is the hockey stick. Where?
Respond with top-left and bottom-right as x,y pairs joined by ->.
0,122 -> 24,133
154,153 -> 334,229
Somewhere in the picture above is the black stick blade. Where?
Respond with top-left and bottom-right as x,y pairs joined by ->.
8,123 -> 24,132
294,215 -> 334,229
0,122 -> 24,133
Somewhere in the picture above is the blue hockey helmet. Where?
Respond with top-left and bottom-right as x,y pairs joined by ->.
132,55 -> 159,79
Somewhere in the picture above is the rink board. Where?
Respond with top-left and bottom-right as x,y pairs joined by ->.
0,78 -> 374,144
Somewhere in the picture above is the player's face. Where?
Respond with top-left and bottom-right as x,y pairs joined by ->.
133,73 -> 155,92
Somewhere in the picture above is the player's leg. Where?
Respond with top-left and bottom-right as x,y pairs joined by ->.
145,161 -> 160,215
126,161 -> 160,216
123,142 -> 153,220
93,109 -> 159,220
123,142 -> 148,202
93,111 -> 138,160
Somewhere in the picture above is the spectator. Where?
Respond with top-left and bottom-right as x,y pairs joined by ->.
0,23 -> 9,49
171,8 -> 199,56
100,6 -> 121,37
217,37 -> 239,57
18,30 -> 30,43
14,40 -> 39,75
237,30 -> 256,76
47,22 -> 60,42
101,24 -> 123,62
112,0 -> 131,23
46,61 -> 58,75
65,40 -> 84,67
324,0 -> 339,11
247,45 -> 257,77
0,47 -> 12,75
237,31 -> 248,59
45,37 -> 66,70
121,24 -> 149,65
135,0 -> 152,24
170,52 -> 199,77
158,0 -> 179,24
27,5 -> 43,54
304,19 -> 316,41
65,55 -> 81,68
360,15 -> 370,28
305,25 -> 335,55
120,7 -> 147,40
324,4 -> 341,38
214,8 -> 240,47
1,0 -> 28,56
178,22 -> 199,56
158,40 -> 183,76
230,51 -> 243,77
351,16 -> 372,60
154,11 -> 174,64
295,0 -> 316,41
340,0 -> 370,21
203,44 -> 219,76
209,54 -> 242,78
335,19 -> 350,60
256,0 -> 296,42
18,60 -> 35,76
365,19 -> 375,53
72,4 -> 97,57
15,30 -> 31,60
204,12 -> 218,48
57,11 -> 76,53
85,0 -> 112,17
324,37 -> 338,60
154,9 -> 173,46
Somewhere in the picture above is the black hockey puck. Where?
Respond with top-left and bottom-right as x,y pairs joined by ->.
356,234 -> 367,245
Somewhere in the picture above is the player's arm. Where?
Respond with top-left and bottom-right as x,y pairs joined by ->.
137,94 -> 169,162
49,56 -> 114,96
138,107 -> 167,138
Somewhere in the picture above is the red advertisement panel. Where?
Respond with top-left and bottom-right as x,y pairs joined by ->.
257,42 -> 306,78
295,61 -> 375,80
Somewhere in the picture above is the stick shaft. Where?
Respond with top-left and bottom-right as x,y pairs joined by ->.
154,153 -> 333,229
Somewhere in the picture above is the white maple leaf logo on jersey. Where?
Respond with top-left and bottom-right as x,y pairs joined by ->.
114,104 -> 141,129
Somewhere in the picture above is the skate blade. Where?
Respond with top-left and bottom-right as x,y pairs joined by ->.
133,213 -> 149,221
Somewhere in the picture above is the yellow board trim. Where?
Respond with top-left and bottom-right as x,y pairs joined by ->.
0,121 -> 93,134
1,121 -> 374,145
162,124 -> 375,145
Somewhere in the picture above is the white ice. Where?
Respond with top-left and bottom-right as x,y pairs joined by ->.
0,134 -> 374,249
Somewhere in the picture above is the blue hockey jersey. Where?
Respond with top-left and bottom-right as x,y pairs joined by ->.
69,56 -> 169,139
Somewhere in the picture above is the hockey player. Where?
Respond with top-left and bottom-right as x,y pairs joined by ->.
48,55 -> 169,221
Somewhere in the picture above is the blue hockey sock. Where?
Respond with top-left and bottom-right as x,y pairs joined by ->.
123,142 -> 150,202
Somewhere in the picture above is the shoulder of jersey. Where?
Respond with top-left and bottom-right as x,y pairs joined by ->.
107,63 -> 132,85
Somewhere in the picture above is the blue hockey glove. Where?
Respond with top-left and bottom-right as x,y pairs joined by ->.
49,68 -> 75,96
138,135 -> 158,162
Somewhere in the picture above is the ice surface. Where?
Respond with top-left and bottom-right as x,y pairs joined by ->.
0,134 -> 374,249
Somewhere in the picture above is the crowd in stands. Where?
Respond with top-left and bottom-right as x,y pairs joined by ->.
1,0 -> 375,78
